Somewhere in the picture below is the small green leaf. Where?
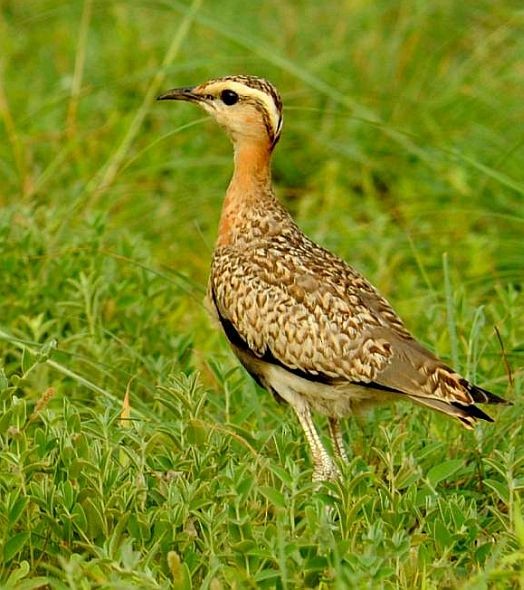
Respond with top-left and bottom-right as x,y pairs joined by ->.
109,513 -> 130,557
72,503 -> 88,532
61,480 -> 75,511
186,418 -> 207,445
9,496 -> 28,528
474,542 -> 492,565
3,532 -> 30,562
433,520 -> 453,549
39,338 -> 57,360
83,497 -> 105,539
512,497 -> 524,547
259,486 -> 286,508
255,570 -> 282,583
4,560 -> 30,586
0,408 -> 14,435
0,368 -> 8,391
231,540 -> 256,553
427,459 -> 463,487
484,479 -> 510,504
21,347 -> 35,376
448,499 -> 466,528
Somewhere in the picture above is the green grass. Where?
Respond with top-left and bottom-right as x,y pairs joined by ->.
1,0 -> 523,587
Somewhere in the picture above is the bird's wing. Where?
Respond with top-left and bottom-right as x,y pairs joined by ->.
210,244 -> 397,384
210,240 -> 506,427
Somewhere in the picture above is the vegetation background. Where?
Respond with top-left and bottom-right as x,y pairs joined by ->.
0,0 -> 523,587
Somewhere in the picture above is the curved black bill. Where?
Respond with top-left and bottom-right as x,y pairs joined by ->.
156,87 -> 198,101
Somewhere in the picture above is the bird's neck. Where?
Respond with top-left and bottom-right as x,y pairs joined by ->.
233,139 -> 272,179
217,141 -> 276,247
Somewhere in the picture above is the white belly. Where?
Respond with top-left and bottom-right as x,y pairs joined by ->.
264,362 -> 396,417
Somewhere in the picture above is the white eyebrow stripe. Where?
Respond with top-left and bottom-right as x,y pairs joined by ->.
206,80 -> 282,139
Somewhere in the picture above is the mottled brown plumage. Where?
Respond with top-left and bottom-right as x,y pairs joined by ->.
158,75 -> 509,480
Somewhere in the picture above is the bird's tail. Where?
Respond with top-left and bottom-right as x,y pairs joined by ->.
410,382 -> 511,429
465,381 -> 509,405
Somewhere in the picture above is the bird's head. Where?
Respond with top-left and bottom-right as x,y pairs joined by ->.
158,75 -> 283,150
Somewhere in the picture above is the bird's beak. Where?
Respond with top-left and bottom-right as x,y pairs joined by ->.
156,86 -> 200,102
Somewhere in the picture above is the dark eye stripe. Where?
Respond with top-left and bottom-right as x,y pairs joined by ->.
244,97 -> 280,144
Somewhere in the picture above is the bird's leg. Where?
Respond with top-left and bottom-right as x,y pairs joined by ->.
328,417 -> 349,463
292,403 -> 339,481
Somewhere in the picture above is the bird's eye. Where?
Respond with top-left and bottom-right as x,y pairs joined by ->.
220,89 -> 239,106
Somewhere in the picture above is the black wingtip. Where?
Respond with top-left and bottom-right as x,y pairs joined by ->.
460,379 -> 511,406
451,401 -> 495,423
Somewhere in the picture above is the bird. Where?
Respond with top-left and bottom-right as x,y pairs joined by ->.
157,75 -> 509,481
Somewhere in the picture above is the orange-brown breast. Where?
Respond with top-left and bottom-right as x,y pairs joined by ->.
217,142 -> 272,247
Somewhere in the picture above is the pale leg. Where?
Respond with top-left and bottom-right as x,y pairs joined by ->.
293,403 -> 339,481
267,371 -> 339,481
328,417 -> 349,463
